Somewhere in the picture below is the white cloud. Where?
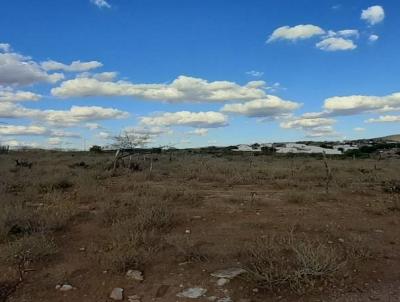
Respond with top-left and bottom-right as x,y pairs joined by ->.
354,127 -> 365,132
97,131 -> 112,139
0,87 -> 41,102
0,102 -> 129,127
40,106 -> 129,127
90,0 -> 111,8
0,125 -> 47,136
280,117 -> 335,129
124,126 -> 172,137
366,115 -> 400,123
369,34 -> 379,42
0,124 -> 80,137
47,137 -> 63,146
221,96 -> 301,118
246,70 -> 264,77
323,93 -> 400,116
316,37 -> 357,51
304,126 -> 339,138
0,51 -> 64,86
140,111 -> 228,128
0,139 -> 39,149
280,117 -> 338,138
361,5 -> 385,25
85,122 -> 102,130
51,75 -> 268,103
188,128 -> 209,136
0,43 -> 11,52
41,60 -> 103,72
267,24 -> 325,43
335,29 -> 359,38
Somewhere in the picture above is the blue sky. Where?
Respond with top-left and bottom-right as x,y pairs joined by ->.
0,0 -> 399,149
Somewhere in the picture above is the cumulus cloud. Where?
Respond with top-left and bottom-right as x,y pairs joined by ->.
188,128 -> 209,136
280,117 -> 338,138
221,96 -> 301,118
324,29 -> 359,39
0,125 -> 47,136
369,34 -> 379,42
267,24 -> 325,43
51,75 -> 268,103
0,87 -> 41,102
323,93 -> 400,116
366,115 -> 400,123
316,37 -> 357,51
0,124 -> 80,137
280,117 -> 335,129
354,127 -> 365,132
0,43 -> 11,52
304,126 -> 339,138
85,122 -> 102,130
0,102 -> 129,127
361,5 -> 385,25
140,111 -> 228,128
41,60 -> 103,72
246,70 -> 264,77
90,0 -> 111,8
0,51 -> 64,86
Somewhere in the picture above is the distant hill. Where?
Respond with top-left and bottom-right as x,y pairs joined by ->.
374,134 -> 400,142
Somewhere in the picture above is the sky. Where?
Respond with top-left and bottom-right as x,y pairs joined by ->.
0,0 -> 399,149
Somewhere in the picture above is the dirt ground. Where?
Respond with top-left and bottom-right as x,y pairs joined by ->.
1,151 -> 399,302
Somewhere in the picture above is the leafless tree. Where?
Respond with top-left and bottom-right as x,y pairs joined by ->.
111,131 -> 150,172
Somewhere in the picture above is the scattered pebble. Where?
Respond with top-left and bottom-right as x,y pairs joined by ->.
217,278 -> 230,287
57,284 -> 74,291
128,294 -> 141,302
217,297 -> 232,302
177,287 -> 207,299
338,238 -> 345,243
126,270 -> 144,281
110,288 -> 124,301
211,267 -> 246,279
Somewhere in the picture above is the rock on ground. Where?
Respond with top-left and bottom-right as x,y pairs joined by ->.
211,267 -> 246,279
177,287 -> 207,299
126,270 -> 144,281
110,288 -> 124,300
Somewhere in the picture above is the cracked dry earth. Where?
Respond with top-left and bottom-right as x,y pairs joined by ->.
1,152 -> 400,302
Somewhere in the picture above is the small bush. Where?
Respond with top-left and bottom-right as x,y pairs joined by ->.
241,233 -> 345,294
0,235 -> 57,267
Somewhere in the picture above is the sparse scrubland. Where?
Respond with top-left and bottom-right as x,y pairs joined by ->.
0,150 -> 399,301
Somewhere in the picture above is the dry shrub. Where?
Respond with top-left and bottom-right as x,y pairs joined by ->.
97,200 -> 174,272
241,233 -> 346,294
0,234 -> 57,268
166,235 -> 210,263
36,193 -> 77,232
0,194 -> 76,243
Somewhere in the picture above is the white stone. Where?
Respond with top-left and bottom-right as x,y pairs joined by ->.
216,278 -> 230,286
177,287 -> 207,299
128,295 -> 141,302
211,268 -> 246,279
218,298 -> 232,302
59,284 -> 73,291
126,270 -> 144,281
110,288 -> 124,300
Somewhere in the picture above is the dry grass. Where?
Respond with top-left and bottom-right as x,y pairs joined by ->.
240,233 -> 346,294
0,150 -> 399,300
96,198 -> 174,272
0,234 -> 57,268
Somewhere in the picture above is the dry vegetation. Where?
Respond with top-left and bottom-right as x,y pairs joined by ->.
0,150 -> 399,301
